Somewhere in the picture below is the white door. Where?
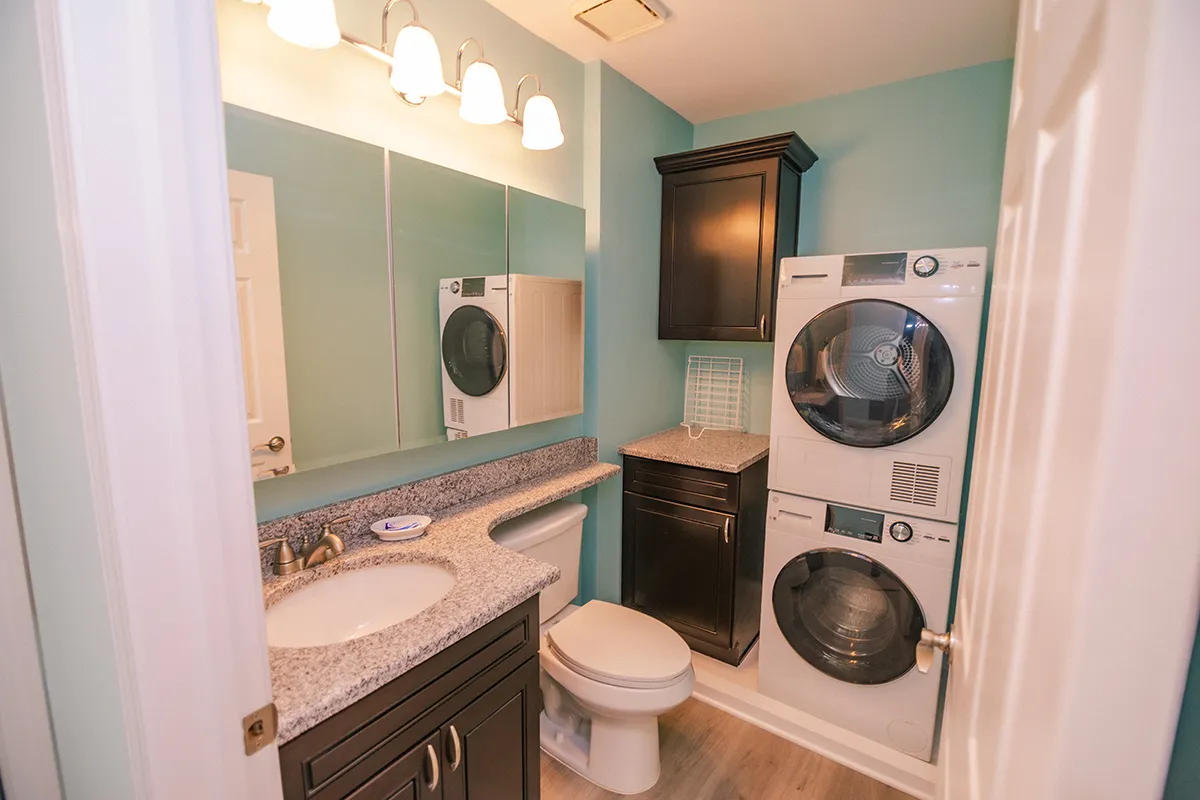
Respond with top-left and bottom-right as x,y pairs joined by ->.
938,0 -> 1200,799
228,169 -> 294,479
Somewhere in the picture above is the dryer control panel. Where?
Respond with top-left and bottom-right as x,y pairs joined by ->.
767,491 -> 957,569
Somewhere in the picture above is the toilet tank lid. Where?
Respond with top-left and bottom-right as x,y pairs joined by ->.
489,501 -> 588,551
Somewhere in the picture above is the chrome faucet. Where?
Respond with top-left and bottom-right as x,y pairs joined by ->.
301,515 -> 351,569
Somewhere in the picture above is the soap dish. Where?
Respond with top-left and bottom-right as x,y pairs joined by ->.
371,515 -> 432,542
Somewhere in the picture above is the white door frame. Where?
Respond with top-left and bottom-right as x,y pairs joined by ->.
0,385 -> 62,800
26,0 -> 282,796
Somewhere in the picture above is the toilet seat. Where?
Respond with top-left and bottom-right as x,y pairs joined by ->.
546,600 -> 692,690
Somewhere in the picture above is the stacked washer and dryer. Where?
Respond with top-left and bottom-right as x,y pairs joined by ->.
759,247 -> 986,762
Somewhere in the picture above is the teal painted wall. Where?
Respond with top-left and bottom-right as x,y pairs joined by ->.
689,60 -> 1015,434
580,63 -> 693,603
1166,618 -> 1200,797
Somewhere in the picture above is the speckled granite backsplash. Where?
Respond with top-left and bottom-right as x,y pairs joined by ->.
257,437 -> 597,578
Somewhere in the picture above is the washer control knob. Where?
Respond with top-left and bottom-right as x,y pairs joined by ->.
913,255 -> 939,278
890,521 -> 914,542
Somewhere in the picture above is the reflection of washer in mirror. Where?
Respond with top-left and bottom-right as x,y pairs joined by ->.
786,299 -> 954,448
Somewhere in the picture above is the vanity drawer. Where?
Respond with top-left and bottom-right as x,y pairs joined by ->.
280,597 -> 538,799
623,455 -> 739,513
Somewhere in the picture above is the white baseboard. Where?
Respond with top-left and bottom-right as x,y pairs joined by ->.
690,647 -> 937,800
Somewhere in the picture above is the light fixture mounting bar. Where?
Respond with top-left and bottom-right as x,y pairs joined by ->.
337,32 -> 518,124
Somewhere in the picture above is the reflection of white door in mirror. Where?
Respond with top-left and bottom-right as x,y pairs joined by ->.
227,169 -> 294,480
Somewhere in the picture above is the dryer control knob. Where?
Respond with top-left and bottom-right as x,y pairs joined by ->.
890,521 -> 914,542
913,255 -> 939,278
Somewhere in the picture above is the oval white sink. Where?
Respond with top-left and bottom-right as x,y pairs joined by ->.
266,563 -> 456,649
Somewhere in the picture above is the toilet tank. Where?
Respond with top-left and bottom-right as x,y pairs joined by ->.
490,501 -> 587,623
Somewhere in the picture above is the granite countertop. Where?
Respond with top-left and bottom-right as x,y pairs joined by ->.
264,460 -> 619,743
618,426 -> 769,473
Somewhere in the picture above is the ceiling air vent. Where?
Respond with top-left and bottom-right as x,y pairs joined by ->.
570,0 -> 668,42
890,461 -> 941,509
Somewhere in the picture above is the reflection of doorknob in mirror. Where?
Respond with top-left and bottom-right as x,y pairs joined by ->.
916,626 -> 955,674
253,436 -> 286,453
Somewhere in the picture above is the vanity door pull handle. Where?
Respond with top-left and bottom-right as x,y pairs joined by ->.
448,725 -> 462,771
425,744 -> 440,791
723,518 -> 731,544
759,314 -> 766,339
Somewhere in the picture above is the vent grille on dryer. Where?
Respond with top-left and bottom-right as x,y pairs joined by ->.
450,430 -> 468,440
890,461 -> 941,508
450,398 -> 465,425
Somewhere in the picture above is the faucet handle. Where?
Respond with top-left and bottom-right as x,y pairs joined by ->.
321,515 -> 353,534
258,537 -> 302,576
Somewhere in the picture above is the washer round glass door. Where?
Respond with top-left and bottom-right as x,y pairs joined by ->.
785,299 -> 954,447
772,548 -> 925,685
441,306 -> 507,397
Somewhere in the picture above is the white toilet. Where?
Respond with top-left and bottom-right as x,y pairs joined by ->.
490,501 -> 695,795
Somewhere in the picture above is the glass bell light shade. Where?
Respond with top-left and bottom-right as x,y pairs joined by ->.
520,94 -> 564,150
389,23 -> 446,99
458,61 -> 508,125
267,0 -> 340,50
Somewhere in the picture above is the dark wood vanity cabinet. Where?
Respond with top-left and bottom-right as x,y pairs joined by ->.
279,598 -> 541,800
654,133 -> 817,342
621,455 -> 769,665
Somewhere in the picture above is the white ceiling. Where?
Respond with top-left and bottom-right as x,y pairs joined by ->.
483,0 -> 1019,123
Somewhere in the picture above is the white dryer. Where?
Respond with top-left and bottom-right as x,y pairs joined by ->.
770,248 -> 986,523
439,275 -> 510,438
758,490 -> 956,761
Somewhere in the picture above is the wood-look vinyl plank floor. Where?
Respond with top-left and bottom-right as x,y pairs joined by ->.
541,699 -> 915,800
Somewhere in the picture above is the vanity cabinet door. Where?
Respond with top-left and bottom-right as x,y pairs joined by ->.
441,657 -> 540,800
345,731 -> 443,800
622,492 -> 735,651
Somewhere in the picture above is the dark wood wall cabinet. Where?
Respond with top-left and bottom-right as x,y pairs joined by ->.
621,455 -> 768,665
654,133 -> 817,341
279,597 -> 541,800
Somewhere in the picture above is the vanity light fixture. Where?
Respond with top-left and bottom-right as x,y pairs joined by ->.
513,74 -> 564,151
256,0 -> 564,149
382,0 -> 445,101
455,39 -> 507,126
267,0 -> 341,50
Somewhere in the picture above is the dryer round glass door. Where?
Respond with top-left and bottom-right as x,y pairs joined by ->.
441,306 -> 507,397
772,548 -> 925,685
785,299 -> 954,447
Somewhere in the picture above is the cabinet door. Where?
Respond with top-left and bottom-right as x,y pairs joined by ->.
441,658 -> 540,800
345,731 -> 443,800
659,160 -> 780,342
622,492 -> 735,648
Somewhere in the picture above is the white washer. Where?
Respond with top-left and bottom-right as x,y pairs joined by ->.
770,248 -> 985,523
758,490 -> 956,761
439,275 -> 510,438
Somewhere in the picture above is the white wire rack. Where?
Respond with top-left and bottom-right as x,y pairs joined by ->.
682,355 -> 747,438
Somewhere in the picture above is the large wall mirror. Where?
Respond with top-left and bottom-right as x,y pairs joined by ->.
224,104 -> 586,480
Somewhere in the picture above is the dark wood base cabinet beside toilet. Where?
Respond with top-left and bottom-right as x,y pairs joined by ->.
279,598 -> 541,800
621,455 -> 768,665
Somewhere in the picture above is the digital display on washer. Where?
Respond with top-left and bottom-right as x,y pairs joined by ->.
841,252 -> 908,287
460,277 -> 486,297
824,504 -> 885,543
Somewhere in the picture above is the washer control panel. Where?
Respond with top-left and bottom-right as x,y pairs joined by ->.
767,492 -> 958,568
